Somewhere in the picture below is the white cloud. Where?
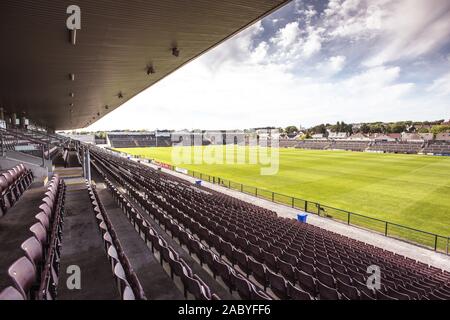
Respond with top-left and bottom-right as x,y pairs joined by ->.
315,55 -> 347,76
427,72 -> 450,96
250,41 -> 269,64
270,22 -> 301,49
84,0 -> 450,131
88,53 -> 426,132
302,27 -> 323,58
362,0 -> 450,66
329,55 -> 346,73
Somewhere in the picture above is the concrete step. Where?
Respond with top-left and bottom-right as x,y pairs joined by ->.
54,167 -> 83,178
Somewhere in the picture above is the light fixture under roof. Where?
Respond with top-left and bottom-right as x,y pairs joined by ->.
69,73 -> 75,81
147,65 -> 155,75
172,47 -> 180,57
70,92 -> 74,97
118,92 -> 123,99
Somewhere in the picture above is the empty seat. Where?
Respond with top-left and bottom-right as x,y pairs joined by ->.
8,256 -> 37,299
266,269 -> 287,299
230,271 -> 252,299
29,222 -> 48,248
234,249 -> 249,276
316,268 -> 336,288
337,279 -> 360,300
286,281 -> 313,300
376,290 -> 398,300
318,281 -> 341,300
278,259 -> 295,282
247,257 -> 267,290
20,237 -> 43,268
35,212 -> 50,231
296,269 -> 317,297
122,286 -> 136,300
0,286 -> 24,300
263,250 -> 278,272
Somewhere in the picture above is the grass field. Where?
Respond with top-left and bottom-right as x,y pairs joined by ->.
117,146 -> 450,240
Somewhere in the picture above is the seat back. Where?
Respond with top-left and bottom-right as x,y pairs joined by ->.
8,257 -> 37,299
21,237 -> 43,267
286,281 -> 312,300
318,281 -> 340,300
35,212 -> 50,231
0,286 -> 24,300
29,222 -> 47,247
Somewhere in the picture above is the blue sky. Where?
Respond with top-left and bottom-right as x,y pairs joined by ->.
87,0 -> 450,131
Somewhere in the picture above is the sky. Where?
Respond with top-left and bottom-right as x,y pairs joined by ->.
86,0 -> 450,131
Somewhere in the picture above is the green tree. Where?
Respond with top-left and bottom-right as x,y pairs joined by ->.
431,125 -> 450,135
389,123 -> 406,133
360,124 -> 370,134
285,126 -> 299,135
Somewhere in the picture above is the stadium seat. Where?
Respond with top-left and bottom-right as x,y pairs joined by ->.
29,222 -> 47,247
267,269 -> 288,299
8,256 -> 37,299
0,286 -> 24,300
20,237 -> 44,269
336,279 -> 360,300
318,281 -> 341,300
296,269 -> 317,297
230,270 -> 252,299
286,281 -> 313,300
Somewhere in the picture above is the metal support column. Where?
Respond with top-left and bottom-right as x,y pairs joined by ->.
0,131 -> 4,157
81,148 -> 86,177
41,145 -> 45,167
86,149 -> 91,183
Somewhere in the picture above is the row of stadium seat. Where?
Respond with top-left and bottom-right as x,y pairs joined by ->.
0,164 -> 33,216
331,141 -> 369,151
101,172 -> 273,300
423,141 -> 450,155
0,175 -> 65,300
87,147 -> 450,300
87,183 -> 147,300
90,150 -> 313,299
283,139 -> 450,155
368,142 -> 423,154
98,173 -> 221,300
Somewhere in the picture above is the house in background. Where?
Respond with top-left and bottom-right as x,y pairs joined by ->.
348,133 -> 371,141
387,133 -> 401,141
311,133 -> 325,139
418,133 -> 434,141
373,134 -> 396,142
401,133 -> 424,142
436,132 -> 450,141
328,132 -> 348,139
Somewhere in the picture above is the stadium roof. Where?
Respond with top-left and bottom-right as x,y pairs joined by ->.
0,0 -> 289,130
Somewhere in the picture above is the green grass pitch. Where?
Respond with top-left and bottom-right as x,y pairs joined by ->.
116,146 -> 450,239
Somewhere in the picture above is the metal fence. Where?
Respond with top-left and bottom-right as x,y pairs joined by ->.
134,155 -> 450,255
187,169 -> 449,255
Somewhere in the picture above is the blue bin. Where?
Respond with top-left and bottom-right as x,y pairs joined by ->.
297,213 -> 308,223
195,180 -> 202,186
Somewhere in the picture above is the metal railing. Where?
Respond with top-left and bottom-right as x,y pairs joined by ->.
131,154 -> 450,255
